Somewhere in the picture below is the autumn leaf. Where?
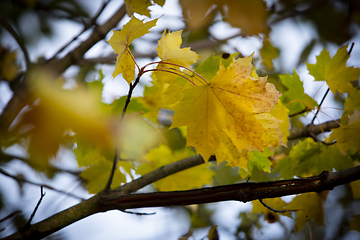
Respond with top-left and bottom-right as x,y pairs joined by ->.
155,30 -> 200,84
108,16 -> 157,84
306,44 -> 360,94
136,144 -> 214,191
171,54 -> 284,167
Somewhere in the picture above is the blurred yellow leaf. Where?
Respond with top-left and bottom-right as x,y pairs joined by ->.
120,113 -> 161,160
350,214 -> 360,231
80,158 -> 126,194
350,179 -> 360,199
17,70 -> 114,170
285,192 -> 328,231
137,144 -> 214,191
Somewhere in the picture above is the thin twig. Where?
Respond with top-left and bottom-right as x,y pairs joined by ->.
0,211 -> 21,224
104,74 -> 142,191
53,0 -> 110,57
24,186 -> 46,229
289,107 -> 312,117
311,88 -> 330,124
0,17 -> 30,67
0,168 -> 85,200
259,199 -> 289,213
121,75 -> 141,120
259,199 -> 313,239
104,148 -> 119,192
310,42 -> 355,124
120,209 -> 156,215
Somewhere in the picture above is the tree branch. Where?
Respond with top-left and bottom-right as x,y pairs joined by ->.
4,165 -> 360,240
288,119 -> 340,140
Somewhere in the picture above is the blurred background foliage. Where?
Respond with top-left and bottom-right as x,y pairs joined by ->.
1,0 -> 360,239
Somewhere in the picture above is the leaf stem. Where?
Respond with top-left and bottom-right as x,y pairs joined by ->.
143,61 -> 208,84
143,68 -> 198,86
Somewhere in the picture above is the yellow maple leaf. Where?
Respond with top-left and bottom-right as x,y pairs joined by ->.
171,55 -> 283,166
155,30 -> 200,84
137,144 -> 214,191
108,16 -> 157,84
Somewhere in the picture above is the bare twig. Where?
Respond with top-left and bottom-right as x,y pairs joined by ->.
105,72 -> 142,191
311,88 -> 330,124
24,186 -> 46,229
0,17 -> 30,67
53,0 -> 110,57
0,211 -> 21,224
0,168 -> 85,200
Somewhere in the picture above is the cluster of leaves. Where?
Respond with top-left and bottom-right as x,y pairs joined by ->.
104,13 -> 360,236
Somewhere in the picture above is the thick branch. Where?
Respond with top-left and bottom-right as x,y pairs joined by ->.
2,195 -> 103,240
102,166 -> 360,209
5,165 -> 360,240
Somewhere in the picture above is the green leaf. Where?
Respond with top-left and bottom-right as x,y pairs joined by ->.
260,39 -> 279,70
274,138 -> 353,178
280,69 -> 317,115
136,144 -> 214,191
247,148 -> 273,173
306,44 -> 360,94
